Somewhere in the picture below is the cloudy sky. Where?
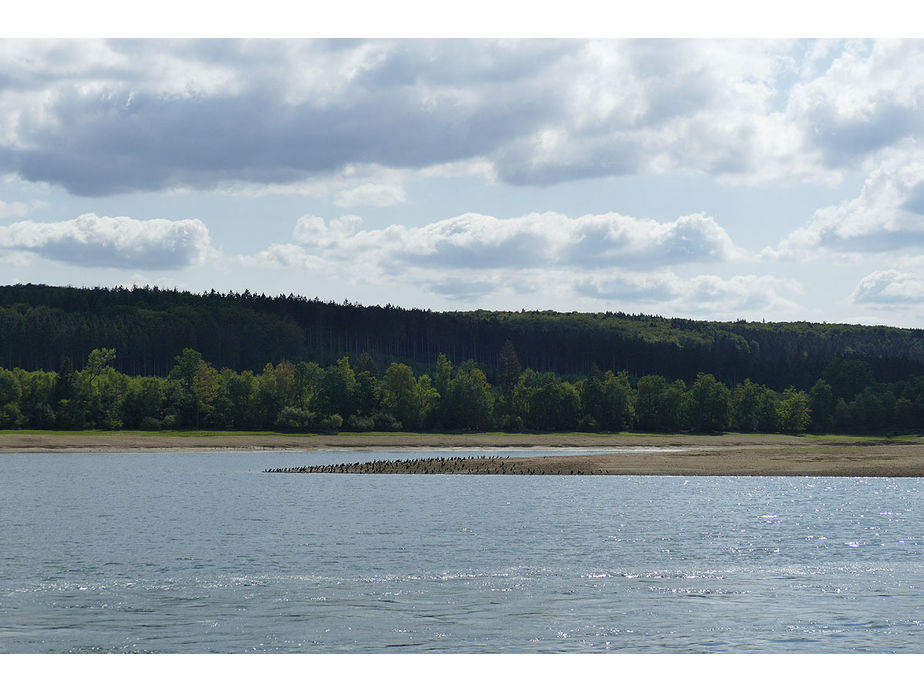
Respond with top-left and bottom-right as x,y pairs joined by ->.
2,33 -> 924,326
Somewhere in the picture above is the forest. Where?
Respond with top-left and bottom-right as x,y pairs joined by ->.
1,283 -> 924,435
3,283 -> 924,390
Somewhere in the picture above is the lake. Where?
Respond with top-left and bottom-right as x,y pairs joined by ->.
1,449 -> 922,653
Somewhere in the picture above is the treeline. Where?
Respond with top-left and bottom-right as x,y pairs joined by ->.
2,343 -> 923,435
3,284 -> 924,391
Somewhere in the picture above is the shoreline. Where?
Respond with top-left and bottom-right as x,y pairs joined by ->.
0,430 -> 798,453
3,431 -> 924,476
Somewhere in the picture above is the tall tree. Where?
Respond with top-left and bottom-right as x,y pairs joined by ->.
445,367 -> 495,430
808,379 -> 834,432
777,387 -> 811,433
686,373 -> 730,432
496,340 -> 522,397
381,362 -> 419,430
0,368 -> 23,428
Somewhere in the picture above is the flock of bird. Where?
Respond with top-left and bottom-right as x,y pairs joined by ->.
264,454 -> 599,475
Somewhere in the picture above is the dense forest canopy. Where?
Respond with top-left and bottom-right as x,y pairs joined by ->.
2,283 -> 924,391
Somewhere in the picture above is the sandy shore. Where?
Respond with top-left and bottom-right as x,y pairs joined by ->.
0,430 -> 785,453
3,430 -> 924,476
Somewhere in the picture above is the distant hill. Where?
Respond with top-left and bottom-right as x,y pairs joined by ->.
2,283 -> 923,389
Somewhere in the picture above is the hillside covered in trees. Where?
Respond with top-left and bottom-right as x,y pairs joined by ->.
2,284 -> 924,436
3,283 -> 924,390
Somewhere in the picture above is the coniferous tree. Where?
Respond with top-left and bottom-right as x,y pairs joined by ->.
497,340 -> 521,397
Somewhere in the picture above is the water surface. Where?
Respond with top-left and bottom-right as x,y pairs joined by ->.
1,450 -> 922,653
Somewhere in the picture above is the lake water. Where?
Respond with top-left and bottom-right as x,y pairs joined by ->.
1,449 -> 923,653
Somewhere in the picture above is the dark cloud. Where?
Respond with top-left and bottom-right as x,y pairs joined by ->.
3,40 -> 567,196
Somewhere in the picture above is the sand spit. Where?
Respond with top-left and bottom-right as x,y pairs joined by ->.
261,443 -> 924,477
4,431 -> 924,476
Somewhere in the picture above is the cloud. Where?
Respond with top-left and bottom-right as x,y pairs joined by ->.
852,269 -> 924,305
575,273 -> 801,314
787,40 -> 924,167
427,277 -> 500,302
210,163 -> 408,205
260,210 -> 740,275
7,38 -> 913,197
0,213 -> 213,268
333,181 -> 406,207
766,149 -> 924,260
235,209 -> 773,313
0,199 -> 31,218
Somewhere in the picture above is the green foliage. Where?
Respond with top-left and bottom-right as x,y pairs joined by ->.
167,349 -> 218,427
434,354 -> 452,399
381,363 -> 419,430
414,374 -> 440,429
524,372 -> 579,431
0,367 -> 25,429
7,284 -> 924,397
0,368 -> 23,408
354,370 -> 379,415
808,379 -> 834,432
321,357 -> 357,418
777,387 -> 811,433
444,367 -> 495,431
580,367 -> 633,431
274,406 -> 317,431
755,388 -> 780,432
85,347 -> 116,383
731,379 -> 763,432
822,358 -> 875,401
687,373 -> 730,433
222,369 -> 259,429
496,340 -> 521,397
636,375 -> 667,431
2,337 -> 924,436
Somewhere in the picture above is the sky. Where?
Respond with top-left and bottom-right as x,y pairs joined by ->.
3,25 -> 924,327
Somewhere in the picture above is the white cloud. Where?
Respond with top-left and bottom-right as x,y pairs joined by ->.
0,213 -> 213,268
235,209 -> 762,312
576,272 -> 802,314
0,199 -> 31,218
852,269 -> 924,305
265,210 -> 740,274
248,243 -> 317,270
766,148 -> 924,260
210,164 -> 408,207
333,181 -> 406,207
786,40 -> 924,167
